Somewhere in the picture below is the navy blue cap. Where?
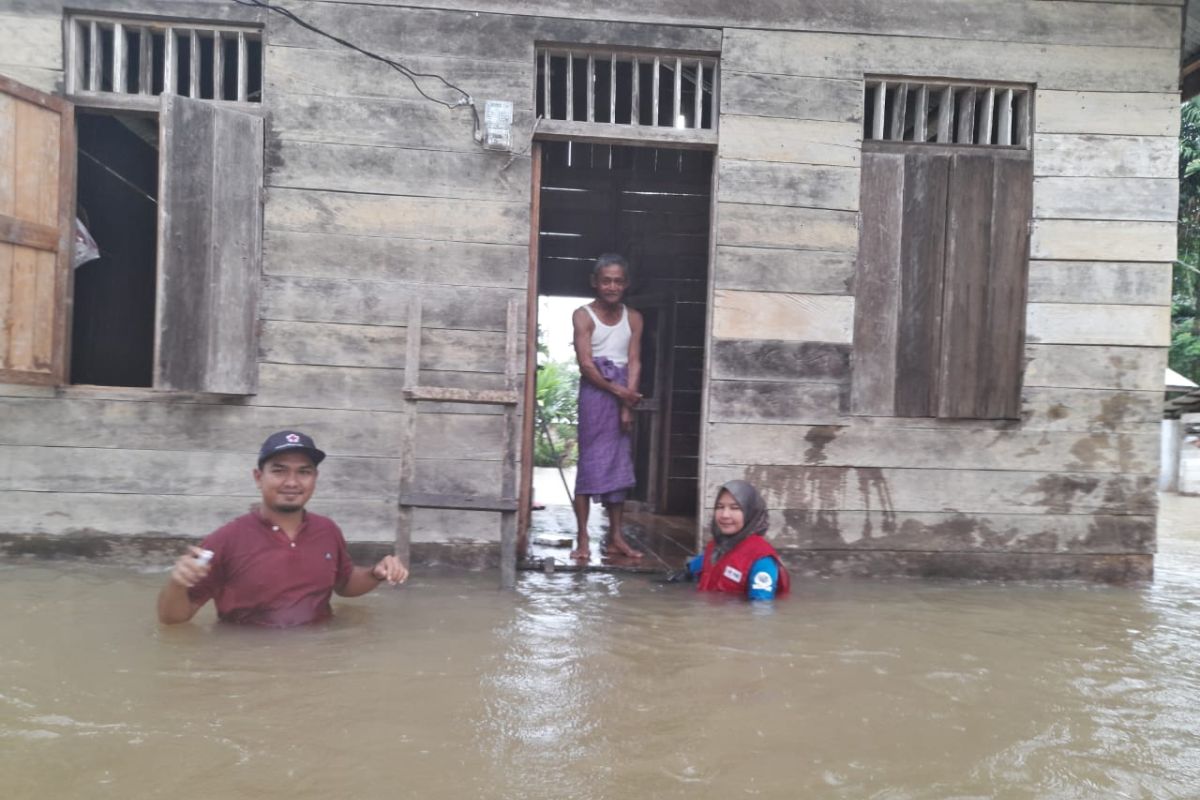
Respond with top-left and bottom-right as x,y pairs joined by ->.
257,430 -> 326,467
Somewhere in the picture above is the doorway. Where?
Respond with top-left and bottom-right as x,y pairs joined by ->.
524,140 -> 713,569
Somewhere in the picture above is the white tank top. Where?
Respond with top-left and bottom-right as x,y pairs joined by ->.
584,304 -> 631,366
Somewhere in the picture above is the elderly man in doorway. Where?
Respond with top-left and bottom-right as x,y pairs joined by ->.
570,253 -> 645,561
157,430 -> 407,626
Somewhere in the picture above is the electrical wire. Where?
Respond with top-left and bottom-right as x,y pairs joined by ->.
230,0 -> 481,141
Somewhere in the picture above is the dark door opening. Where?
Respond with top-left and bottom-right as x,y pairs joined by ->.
71,111 -> 158,387
527,140 -> 712,567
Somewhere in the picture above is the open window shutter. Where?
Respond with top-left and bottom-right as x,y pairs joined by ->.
937,154 -> 1031,419
0,76 -> 75,385
155,95 -> 262,394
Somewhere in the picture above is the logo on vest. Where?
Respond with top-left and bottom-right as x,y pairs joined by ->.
722,565 -> 743,583
752,571 -> 774,591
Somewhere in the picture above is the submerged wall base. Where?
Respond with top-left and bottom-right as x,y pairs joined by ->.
779,549 -> 1153,583
0,534 -> 1151,582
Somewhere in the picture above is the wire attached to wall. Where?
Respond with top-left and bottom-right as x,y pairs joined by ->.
230,0 -> 481,142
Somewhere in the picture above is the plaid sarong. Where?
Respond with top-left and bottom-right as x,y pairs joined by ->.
574,357 -> 636,503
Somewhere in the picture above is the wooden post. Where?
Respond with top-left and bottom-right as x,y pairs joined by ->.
693,60 -> 703,129
500,298 -> 520,589
541,50 -> 550,118
610,54 -> 616,123
889,82 -> 909,140
871,81 -> 886,140
396,296 -> 422,569
517,143 -> 542,562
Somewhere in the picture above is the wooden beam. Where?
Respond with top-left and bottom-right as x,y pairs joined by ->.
0,215 -> 59,251
403,386 -> 520,404
400,493 -> 518,512
535,118 -> 716,149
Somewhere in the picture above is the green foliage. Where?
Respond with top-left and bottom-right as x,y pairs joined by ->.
1173,99 -> 1200,382
534,359 -> 579,468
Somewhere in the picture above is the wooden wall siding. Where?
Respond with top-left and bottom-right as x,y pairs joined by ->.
713,291 -> 854,343
0,0 -> 1183,572
697,6 -> 1177,573
0,13 -> 61,93
1027,261 -> 1172,306
308,1 -> 1180,49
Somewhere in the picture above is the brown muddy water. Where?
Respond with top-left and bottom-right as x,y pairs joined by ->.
3,497 -> 1200,799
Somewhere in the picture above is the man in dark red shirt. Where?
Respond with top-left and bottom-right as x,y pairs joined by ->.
157,431 -> 407,626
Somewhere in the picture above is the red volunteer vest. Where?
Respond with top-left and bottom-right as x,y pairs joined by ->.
697,535 -> 791,597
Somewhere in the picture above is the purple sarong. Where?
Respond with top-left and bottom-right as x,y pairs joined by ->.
575,357 -> 636,503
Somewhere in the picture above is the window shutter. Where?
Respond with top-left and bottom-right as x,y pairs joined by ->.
938,154 -> 1031,419
155,95 -> 262,394
0,76 -> 75,386
852,149 -> 1030,419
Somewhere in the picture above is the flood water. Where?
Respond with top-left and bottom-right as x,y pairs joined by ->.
4,497 -> 1200,799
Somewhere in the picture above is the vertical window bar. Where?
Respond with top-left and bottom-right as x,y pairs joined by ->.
693,60 -> 703,129
956,87 -> 976,144
889,82 -> 908,141
112,22 -> 126,92
913,84 -> 928,141
88,21 -> 101,91
213,31 -> 224,100
236,31 -> 247,102
711,61 -> 719,131
936,85 -> 953,143
978,87 -> 995,145
541,50 -> 550,119
138,27 -> 152,94
871,81 -> 886,140
1015,90 -> 1030,148
672,57 -> 682,127
651,56 -> 660,126
997,88 -> 1014,146
67,19 -> 84,94
565,51 -> 574,121
610,53 -> 616,124
586,53 -> 594,122
164,26 -> 176,94
189,29 -> 200,98
631,57 -> 640,124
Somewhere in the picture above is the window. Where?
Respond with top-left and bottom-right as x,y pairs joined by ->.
0,13 -> 266,393
851,79 -> 1033,420
534,46 -> 718,147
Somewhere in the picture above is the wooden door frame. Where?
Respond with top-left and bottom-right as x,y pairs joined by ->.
516,142 -> 543,558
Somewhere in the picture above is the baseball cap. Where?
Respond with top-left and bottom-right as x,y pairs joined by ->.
257,430 -> 326,467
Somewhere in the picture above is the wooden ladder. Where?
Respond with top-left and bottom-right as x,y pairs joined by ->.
397,297 -> 521,588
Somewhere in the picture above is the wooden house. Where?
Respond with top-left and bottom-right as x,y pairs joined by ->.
0,0 -> 1185,581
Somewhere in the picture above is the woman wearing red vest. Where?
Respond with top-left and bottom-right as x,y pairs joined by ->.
684,480 -> 791,600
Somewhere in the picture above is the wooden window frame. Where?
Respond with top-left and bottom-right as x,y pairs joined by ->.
65,13 -> 264,115
58,12 -> 266,395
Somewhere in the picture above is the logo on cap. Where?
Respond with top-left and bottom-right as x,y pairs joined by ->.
286,433 -> 300,443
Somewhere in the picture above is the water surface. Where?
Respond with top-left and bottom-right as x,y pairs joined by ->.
3,497 -> 1200,799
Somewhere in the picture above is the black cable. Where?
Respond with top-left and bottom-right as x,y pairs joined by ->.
231,0 -> 481,138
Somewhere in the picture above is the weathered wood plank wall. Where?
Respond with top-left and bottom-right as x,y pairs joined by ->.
703,3 -> 1178,577
0,0 -> 717,557
0,0 -> 1182,578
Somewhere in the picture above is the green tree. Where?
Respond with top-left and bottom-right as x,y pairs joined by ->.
1171,99 -> 1200,381
534,359 -> 579,468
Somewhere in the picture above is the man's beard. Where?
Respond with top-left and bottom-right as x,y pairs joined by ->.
271,501 -> 304,513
